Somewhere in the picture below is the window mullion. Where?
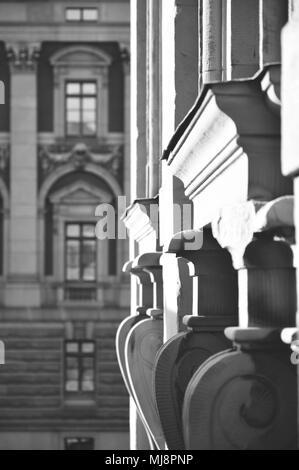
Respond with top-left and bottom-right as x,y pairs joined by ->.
80,224 -> 83,282
80,92 -> 83,136
79,343 -> 83,392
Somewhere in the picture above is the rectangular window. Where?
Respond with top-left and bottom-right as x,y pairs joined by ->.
66,81 -> 97,137
65,341 -> 96,394
66,8 -> 98,22
65,223 -> 97,282
64,437 -> 95,450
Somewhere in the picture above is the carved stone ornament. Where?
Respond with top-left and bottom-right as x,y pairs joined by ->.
212,197 -> 295,268
154,315 -> 233,450
125,315 -> 164,449
6,44 -> 40,72
116,261 -> 155,449
122,197 -> 160,252
182,329 -> 297,450
163,66 -> 291,229
38,142 -> 123,183
154,229 -> 238,449
118,254 -> 165,449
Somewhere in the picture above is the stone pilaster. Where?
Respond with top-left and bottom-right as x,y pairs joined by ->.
281,4 -> 299,446
5,43 -> 40,307
130,0 -> 147,201
146,0 -> 162,198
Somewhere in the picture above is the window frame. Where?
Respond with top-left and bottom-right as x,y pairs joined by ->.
64,437 -> 95,450
65,221 -> 97,283
50,45 -> 111,139
65,7 -> 99,23
64,340 -> 96,397
65,80 -> 98,138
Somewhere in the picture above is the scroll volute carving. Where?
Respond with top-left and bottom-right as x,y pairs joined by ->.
212,198 -> 296,327
182,197 -> 297,449
154,230 -> 238,450
124,253 -> 166,450
182,328 -> 297,450
116,261 -> 155,449
116,261 -> 151,400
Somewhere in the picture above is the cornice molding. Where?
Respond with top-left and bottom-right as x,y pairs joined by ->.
122,197 -> 159,248
163,66 -> 291,229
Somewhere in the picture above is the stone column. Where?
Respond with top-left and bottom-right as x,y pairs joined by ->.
119,44 -> 131,274
121,197 -> 160,450
121,43 -> 131,203
160,0 -> 198,256
6,43 -> 40,307
130,0 -> 147,201
161,0 -> 198,149
147,0 -> 162,198
281,2 -> 299,447
260,0 -> 288,66
201,0 -> 287,84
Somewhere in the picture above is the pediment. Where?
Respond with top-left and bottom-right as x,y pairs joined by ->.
50,46 -> 112,68
50,181 -> 112,205
60,187 -> 100,204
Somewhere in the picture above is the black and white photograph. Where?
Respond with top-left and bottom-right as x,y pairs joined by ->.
0,0 -> 297,453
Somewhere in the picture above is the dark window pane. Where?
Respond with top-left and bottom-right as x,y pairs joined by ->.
82,369 -> 95,392
66,369 -> 79,382
67,83 -> 81,95
67,224 -> 80,238
65,438 -> 94,451
82,225 -> 95,239
67,122 -> 80,136
66,240 -> 80,280
82,9 -> 98,22
83,122 -> 96,136
82,241 -> 96,281
82,357 -> 94,369
82,111 -> 96,122
82,342 -> 95,354
65,340 -> 95,396
66,342 -> 79,354
82,98 -> 96,111
65,81 -> 97,137
67,110 -> 80,123
66,356 -> 79,370
66,380 -> 79,392
67,97 -> 80,110
66,9 -> 81,21
65,223 -> 97,284
82,83 -> 97,95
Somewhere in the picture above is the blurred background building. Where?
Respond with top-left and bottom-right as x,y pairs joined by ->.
0,0 -> 130,450
119,0 -> 299,450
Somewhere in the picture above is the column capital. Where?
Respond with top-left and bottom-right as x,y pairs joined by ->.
6,42 -> 41,73
119,42 -> 130,75
212,197 -> 294,268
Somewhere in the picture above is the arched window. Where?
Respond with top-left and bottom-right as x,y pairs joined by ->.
42,171 -> 118,304
50,46 -> 112,138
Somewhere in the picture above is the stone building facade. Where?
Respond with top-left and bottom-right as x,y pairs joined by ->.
0,0 -> 130,450
118,0 -> 299,450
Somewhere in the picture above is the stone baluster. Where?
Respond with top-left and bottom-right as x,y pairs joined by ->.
121,197 -> 160,448
154,229 -> 238,449
180,198 -> 297,450
124,253 -> 165,449
116,260 -> 154,450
